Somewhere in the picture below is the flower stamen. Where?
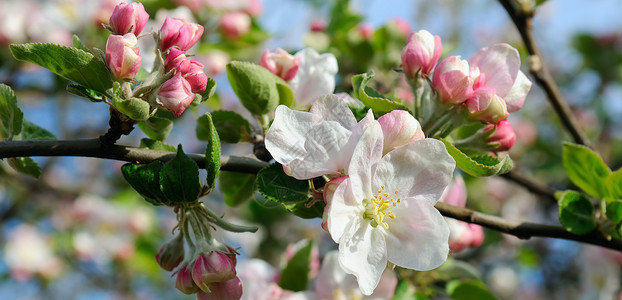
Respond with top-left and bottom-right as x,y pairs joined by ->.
363,185 -> 400,229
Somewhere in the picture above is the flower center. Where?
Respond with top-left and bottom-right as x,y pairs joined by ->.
363,185 -> 401,229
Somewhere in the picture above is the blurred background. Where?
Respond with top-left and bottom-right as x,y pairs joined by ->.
1,0 -> 622,299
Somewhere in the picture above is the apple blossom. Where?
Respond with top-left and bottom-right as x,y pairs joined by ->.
287,48 -> 338,107
176,264 -> 200,294
165,49 -> 208,93
260,48 -> 300,82
468,43 -> 532,113
401,29 -> 442,78
389,18 -> 411,37
105,33 -> 142,81
192,251 -> 237,292
220,12 -> 251,39
159,16 -> 204,51
465,87 -> 510,123
378,110 -> 425,155
484,120 -> 517,152
431,56 -> 475,104
157,72 -> 195,117
108,2 -> 149,36
325,122 -> 454,295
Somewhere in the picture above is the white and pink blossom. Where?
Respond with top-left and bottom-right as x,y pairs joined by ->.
105,33 -> 142,80
401,29 -> 442,78
260,48 -> 300,82
287,48 -> 338,107
431,56 -> 475,104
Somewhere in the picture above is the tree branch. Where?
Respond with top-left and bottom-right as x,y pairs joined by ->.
497,0 -> 592,148
500,169 -> 557,201
1,138 -> 620,250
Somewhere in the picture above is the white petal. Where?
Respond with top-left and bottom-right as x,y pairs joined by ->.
287,120 -> 351,179
315,251 -> 359,299
338,223 -> 387,296
326,178 -> 362,243
289,48 -> 338,107
310,94 -> 357,129
503,70 -> 532,113
347,121 -> 384,202
469,43 -> 520,98
374,139 -> 455,205
265,105 -> 320,165
385,199 -> 450,270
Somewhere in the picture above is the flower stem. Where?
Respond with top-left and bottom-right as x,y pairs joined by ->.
201,205 -> 259,233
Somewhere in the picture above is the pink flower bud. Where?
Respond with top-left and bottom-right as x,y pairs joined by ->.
245,0 -> 263,17
109,2 -> 149,35
468,224 -> 485,247
199,50 -> 230,77
447,219 -> 473,252
465,88 -> 509,124
176,264 -> 199,294
197,277 -> 243,300
165,49 -> 208,93
431,56 -> 474,104
357,23 -> 374,40
219,12 -> 251,39
105,33 -> 142,81
401,30 -> 442,78
378,110 -> 425,155
260,49 -> 300,82
484,120 -> 516,152
157,72 -> 195,117
155,234 -> 184,271
440,175 -> 467,208
310,19 -> 327,32
165,48 -> 188,72
192,251 -> 237,292
159,17 -> 204,51
390,18 -> 411,37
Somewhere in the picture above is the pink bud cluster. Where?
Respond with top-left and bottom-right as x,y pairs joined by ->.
157,17 -> 207,117
175,249 -> 242,299
105,2 -> 149,81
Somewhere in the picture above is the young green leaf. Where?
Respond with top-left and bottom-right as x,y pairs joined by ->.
10,43 -> 113,94
198,77 -> 217,102
275,81 -> 294,107
226,61 -> 280,116
556,190 -> 596,235
196,113 -> 221,190
257,163 -> 311,204
67,84 -> 103,102
219,171 -> 257,207
7,157 -> 41,178
441,139 -> 513,177
279,240 -> 314,291
139,138 -> 176,152
121,161 -> 168,206
0,84 -> 23,140
20,121 -> 56,140
352,73 -> 409,115
113,97 -> 150,121
159,145 -> 201,203
605,199 -> 622,223
562,143 -> 611,199
138,115 -> 173,141
71,35 -> 93,54
446,280 -> 497,300
607,168 -> 622,199
205,110 -> 252,143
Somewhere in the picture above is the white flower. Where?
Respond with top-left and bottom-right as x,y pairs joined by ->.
288,48 -> 338,107
284,251 -> 397,300
325,121 -> 454,295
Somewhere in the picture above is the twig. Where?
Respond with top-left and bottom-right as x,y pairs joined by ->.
497,0 -> 592,148
500,169 -> 557,201
1,138 -> 620,250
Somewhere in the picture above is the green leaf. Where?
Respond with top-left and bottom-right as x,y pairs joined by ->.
281,200 -> 325,219
121,161 -> 168,206
276,81 -> 294,107
279,240 -> 313,291
562,143 -> 611,199
391,280 -> 418,300
556,190 -> 596,235
20,121 -> 56,140
446,280 -> 497,300
67,84 -> 103,102
138,116 -> 173,141
219,171 -> 257,207
7,157 -> 41,178
607,168 -> 622,199
71,35 -> 92,54
352,73 -> 409,115
605,199 -> 622,223
10,43 -> 113,94
441,139 -> 513,177
206,110 -> 252,144
257,163 -> 311,204
113,97 -> 150,121
0,84 -> 23,140
139,138 -> 176,152
226,61 -> 280,116
196,113 -> 221,190
159,145 -> 201,203
198,77 -> 217,102
437,258 -> 481,281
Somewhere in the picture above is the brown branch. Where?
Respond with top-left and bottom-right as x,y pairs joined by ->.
497,0 -> 592,148
1,138 -> 620,250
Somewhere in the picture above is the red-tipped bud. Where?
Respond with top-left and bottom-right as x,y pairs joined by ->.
159,17 -> 204,51
259,48 -> 300,82
157,72 -> 195,117
197,277 -> 243,300
175,264 -> 199,294
401,30 -> 442,78
109,2 -> 149,35
432,56 -> 474,104
155,234 -> 184,271
466,88 -> 510,124
105,33 -> 142,81
484,120 -> 516,152
192,251 -> 237,293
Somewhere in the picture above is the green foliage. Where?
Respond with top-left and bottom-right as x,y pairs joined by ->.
0,84 -> 23,140
352,73 -> 410,116
159,145 -> 201,203
7,157 -> 41,178
226,61 -> 282,116
441,139 -> 513,177
437,258 -> 481,281
607,168 -> 622,199
197,113 -> 221,191
20,121 -> 56,140
199,77 -> 217,101
138,114 -> 173,141
121,161 -> 168,206
10,43 -> 113,94
556,190 -> 596,235
219,171 -> 257,207
605,199 -> 622,224
139,138 -> 176,152
562,143 -> 610,199
66,84 -> 103,102
279,240 -> 313,291
276,81 -> 294,107
112,97 -> 151,121
207,110 -> 252,144
446,280 -> 497,300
